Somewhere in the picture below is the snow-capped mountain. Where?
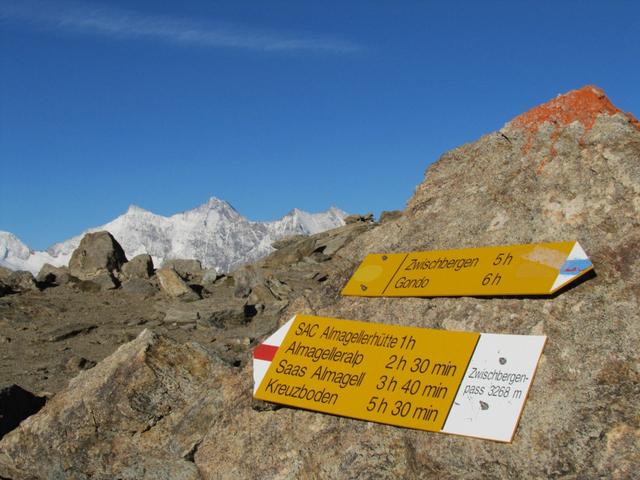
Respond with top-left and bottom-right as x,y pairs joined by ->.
0,197 -> 347,275
0,231 -> 63,274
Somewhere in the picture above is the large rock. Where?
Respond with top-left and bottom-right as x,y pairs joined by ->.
78,273 -> 119,291
156,268 -> 199,300
68,231 -> 128,280
36,263 -> 72,285
0,268 -> 38,293
121,277 -> 158,296
0,330 -> 234,479
200,86 -> 640,478
121,254 -> 154,279
162,259 -> 203,281
0,267 -> 38,292
255,85 -> 639,478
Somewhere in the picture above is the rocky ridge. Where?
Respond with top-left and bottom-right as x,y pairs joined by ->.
0,86 -> 638,479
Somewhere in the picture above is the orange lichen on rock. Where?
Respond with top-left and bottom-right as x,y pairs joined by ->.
509,85 -> 640,173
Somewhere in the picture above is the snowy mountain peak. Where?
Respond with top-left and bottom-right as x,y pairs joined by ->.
126,204 -> 151,215
2,198 -> 347,275
0,231 -> 64,274
0,231 -> 32,260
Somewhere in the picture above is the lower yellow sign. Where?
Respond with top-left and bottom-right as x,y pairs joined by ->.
341,241 -> 593,297
254,314 -> 546,442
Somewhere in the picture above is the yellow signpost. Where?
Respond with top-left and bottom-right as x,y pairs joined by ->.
254,314 -> 546,442
341,241 -> 593,297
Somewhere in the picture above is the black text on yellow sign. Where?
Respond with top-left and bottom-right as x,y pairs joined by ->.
341,241 -> 593,297
253,314 -> 546,442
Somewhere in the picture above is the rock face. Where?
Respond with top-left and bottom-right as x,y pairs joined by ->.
12,272 -> 38,292
246,85 -> 638,479
204,85 -> 640,478
68,231 -> 128,280
0,330 -> 235,479
1,86 -> 638,479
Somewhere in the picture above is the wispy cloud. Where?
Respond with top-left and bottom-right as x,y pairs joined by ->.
0,0 -> 362,54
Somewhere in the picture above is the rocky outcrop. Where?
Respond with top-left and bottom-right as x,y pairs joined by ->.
205,85 -> 639,478
68,231 -> 128,280
162,259 -> 203,281
0,268 -> 38,293
121,277 -> 158,296
0,330 -> 235,479
259,85 -> 640,478
156,268 -> 199,300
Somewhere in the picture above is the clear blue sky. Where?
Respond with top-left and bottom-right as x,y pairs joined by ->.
1,0 -> 639,250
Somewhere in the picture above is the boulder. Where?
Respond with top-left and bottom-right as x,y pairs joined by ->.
68,231 -> 127,280
201,269 -> 224,285
0,330 -> 234,479
36,263 -> 70,285
162,259 -> 203,281
121,277 -> 158,296
156,268 -> 199,300
92,273 -> 119,290
6,271 -> 38,292
0,267 -> 37,292
121,254 -> 154,279
262,85 -> 640,479
74,273 -> 118,292
232,266 -> 259,298
261,237 -> 319,267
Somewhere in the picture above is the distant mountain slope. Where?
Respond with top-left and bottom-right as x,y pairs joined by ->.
1,198 -> 346,274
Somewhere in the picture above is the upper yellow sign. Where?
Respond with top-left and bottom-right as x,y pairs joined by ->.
342,241 -> 593,297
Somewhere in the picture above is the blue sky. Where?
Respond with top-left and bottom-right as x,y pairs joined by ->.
1,1 -> 639,250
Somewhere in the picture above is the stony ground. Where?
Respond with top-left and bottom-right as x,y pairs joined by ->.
0,219 -> 377,397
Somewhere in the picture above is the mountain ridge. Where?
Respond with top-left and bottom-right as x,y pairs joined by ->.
0,198 -> 346,274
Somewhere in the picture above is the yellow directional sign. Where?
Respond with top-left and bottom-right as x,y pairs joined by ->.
341,241 -> 593,297
254,314 -> 546,442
